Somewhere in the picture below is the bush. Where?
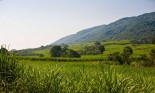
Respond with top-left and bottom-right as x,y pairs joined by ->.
50,45 -> 81,58
50,46 -> 62,57
108,46 -> 133,65
138,54 -> 153,66
81,45 -> 105,55
108,52 -> 123,64
65,49 -> 81,58
150,49 -> 155,63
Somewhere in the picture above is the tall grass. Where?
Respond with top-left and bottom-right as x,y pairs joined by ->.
0,50 -> 155,92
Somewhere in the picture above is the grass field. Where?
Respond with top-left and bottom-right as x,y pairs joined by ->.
20,60 -> 155,77
16,60 -> 155,93
1,57 -> 155,93
1,40 -> 155,92
32,40 -> 155,60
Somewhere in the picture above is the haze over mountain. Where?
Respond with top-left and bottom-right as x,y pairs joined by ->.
53,12 -> 155,45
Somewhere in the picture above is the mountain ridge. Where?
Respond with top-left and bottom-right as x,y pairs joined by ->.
53,12 -> 155,45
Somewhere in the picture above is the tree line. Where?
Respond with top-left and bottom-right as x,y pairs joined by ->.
108,46 -> 155,66
50,42 -> 105,58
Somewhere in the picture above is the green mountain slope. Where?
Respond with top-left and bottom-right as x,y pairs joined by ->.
53,12 -> 155,45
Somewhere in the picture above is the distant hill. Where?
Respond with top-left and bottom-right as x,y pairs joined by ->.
53,12 -> 155,45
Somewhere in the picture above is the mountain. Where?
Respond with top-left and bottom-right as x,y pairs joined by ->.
53,12 -> 155,45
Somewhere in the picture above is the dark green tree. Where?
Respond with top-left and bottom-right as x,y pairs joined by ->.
123,46 -> 133,56
50,46 -> 62,57
150,49 -> 155,62
108,52 -> 123,64
81,45 -> 105,55
122,46 -> 133,65
94,41 -> 101,45
61,47 -> 68,57
98,45 -> 105,54
0,47 -> 8,55
66,49 -> 81,58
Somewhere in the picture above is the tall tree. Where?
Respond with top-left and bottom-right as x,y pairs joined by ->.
122,46 -> 133,65
50,46 -> 62,57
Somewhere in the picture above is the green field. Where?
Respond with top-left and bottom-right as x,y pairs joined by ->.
1,40 -> 155,92
17,60 -> 155,93
32,40 -> 155,60
20,60 -> 155,78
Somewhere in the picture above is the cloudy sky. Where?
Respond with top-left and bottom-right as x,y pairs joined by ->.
0,0 -> 154,50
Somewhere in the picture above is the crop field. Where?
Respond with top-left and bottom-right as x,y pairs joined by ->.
31,40 -> 155,60
20,60 -> 155,78
16,60 -> 155,93
1,40 -> 155,93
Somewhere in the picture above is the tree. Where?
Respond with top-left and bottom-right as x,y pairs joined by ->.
150,49 -> 155,62
122,46 -> 133,65
0,47 -> 8,55
61,47 -> 68,57
98,45 -> 105,54
94,41 -> 101,45
50,46 -> 62,57
108,52 -> 123,64
66,49 -> 81,58
81,45 -> 105,55
50,45 -> 81,58
108,46 -> 133,65
123,46 -> 133,56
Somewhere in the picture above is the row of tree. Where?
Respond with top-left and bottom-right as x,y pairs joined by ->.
50,46 -> 80,58
50,42 -> 105,58
130,37 -> 155,45
108,46 -> 133,65
108,46 -> 155,66
79,42 -> 105,55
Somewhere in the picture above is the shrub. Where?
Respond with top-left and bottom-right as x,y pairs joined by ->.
65,49 -> 81,58
50,45 -> 81,58
94,41 -> 101,45
50,46 -> 62,57
81,45 -> 105,55
122,46 -> 133,65
108,46 -> 133,65
150,49 -> 155,63
108,52 -> 123,64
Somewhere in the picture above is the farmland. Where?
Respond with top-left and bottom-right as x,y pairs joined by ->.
1,40 -> 155,93
17,40 -> 155,63
1,59 -> 155,93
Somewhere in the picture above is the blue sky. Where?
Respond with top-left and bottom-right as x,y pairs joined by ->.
0,0 -> 154,50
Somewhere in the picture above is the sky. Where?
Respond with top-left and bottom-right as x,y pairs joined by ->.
0,0 -> 155,50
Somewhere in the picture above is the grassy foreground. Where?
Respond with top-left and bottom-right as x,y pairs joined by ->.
1,58 -> 155,93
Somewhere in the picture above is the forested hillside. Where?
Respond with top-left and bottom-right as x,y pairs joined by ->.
53,12 -> 155,44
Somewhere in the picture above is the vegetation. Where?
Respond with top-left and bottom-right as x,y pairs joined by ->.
1,11 -> 155,93
50,46 -> 62,57
130,37 -> 155,45
108,46 -> 133,65
79,42 -> 105,55
0,47 -> 8,55
50,45 -> 80,58
137,49 -> 155,67
1,51 -> 155,92
1,40 -> 155,93
53,12 -> 155,45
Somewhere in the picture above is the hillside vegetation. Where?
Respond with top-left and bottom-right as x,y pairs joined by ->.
53,12 -> 155,45
15,40 -> 155,65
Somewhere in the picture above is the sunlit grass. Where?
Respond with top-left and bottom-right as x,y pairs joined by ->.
32,40 -> 155,60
